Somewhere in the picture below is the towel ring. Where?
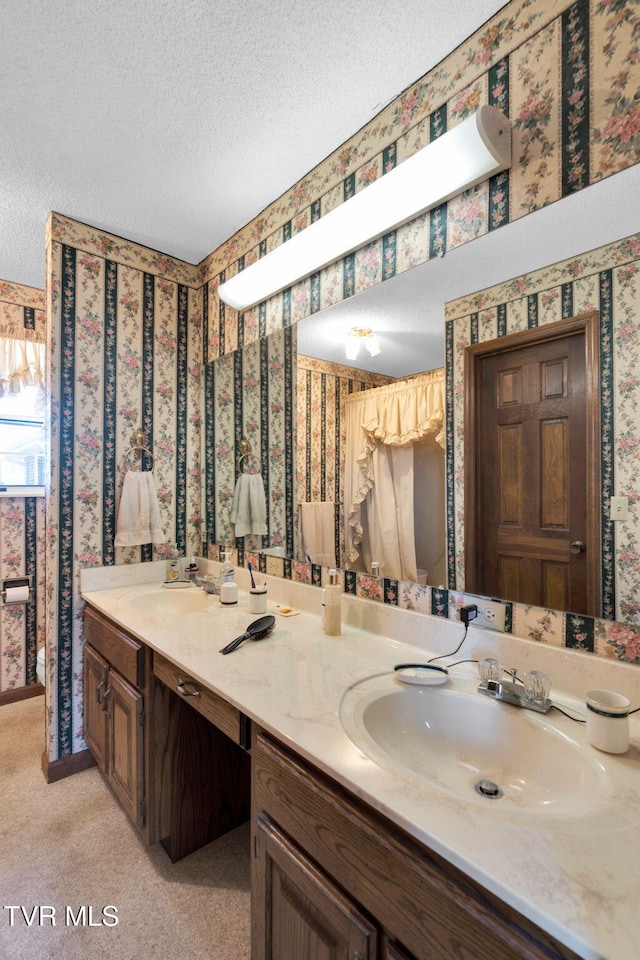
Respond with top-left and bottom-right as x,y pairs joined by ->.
123,428 -> 154,471
237,437 -> 261,475
238,453 -> 262,474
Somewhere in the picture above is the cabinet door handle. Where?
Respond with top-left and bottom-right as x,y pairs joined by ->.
102,686 -> 111,717
176,679 -> 201,698
96,678 -> 105,703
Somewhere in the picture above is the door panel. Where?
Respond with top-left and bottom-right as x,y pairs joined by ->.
107,668 -> 144,828
255,813 -> 377,960
465,313 -> 601,617
83,643 -> 108,771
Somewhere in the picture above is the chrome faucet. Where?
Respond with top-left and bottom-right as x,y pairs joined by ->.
194,574 -> 221,595
478,668 -> 552,714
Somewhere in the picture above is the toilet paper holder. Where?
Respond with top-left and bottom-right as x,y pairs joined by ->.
2,576 -> 31,604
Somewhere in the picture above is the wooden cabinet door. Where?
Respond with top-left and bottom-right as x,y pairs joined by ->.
384,941 -> 417,960
83,643 -> 109,772
253,812 -> 377,960
105,668 -> 144,829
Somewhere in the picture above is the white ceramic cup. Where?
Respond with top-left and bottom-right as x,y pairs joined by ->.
249,585 -> 267,614
586,689 -> 630,754
220,580 -> 238,605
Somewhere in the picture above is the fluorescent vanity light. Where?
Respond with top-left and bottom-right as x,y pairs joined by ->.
345,327 -> 381,361
218,106 -> 511,311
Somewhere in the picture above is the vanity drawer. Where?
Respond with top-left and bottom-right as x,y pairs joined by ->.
83,604 -> 144,689
153,652 -> 249,748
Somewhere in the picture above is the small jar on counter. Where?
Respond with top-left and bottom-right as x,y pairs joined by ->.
220,580 -> 238,605
249,584 -> 268,614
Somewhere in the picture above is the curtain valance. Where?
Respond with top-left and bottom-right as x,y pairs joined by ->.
343,368 -> 445,452
343,369 -> 444,570
0,336 -> 46,397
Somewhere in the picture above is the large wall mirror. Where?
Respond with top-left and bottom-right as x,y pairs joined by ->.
205,163 -> 640,625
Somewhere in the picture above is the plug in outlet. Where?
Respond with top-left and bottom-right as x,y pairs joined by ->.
464,596 -> 506,632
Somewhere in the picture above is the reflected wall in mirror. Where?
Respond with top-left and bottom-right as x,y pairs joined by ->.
205,212 -> 640,626
205,309 -> 446,583
447,229 -> 640,626
204,326 -> 296,558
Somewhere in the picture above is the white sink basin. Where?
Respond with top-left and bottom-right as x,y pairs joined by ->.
119,585 -> 215,615
340,674 -> 609,820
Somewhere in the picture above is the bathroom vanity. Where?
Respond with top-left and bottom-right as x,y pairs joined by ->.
80,565 -> 640,960
83,605 -> 152,840
251,730 -> 578,960
83,603 -> 251,861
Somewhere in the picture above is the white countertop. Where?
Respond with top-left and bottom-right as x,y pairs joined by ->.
81,562 -> 640,960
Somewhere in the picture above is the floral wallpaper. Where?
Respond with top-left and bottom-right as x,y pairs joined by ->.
0,279 -> 46,694
204,326 -> 296,559
46,214 -> 202,759
445,231 -> 640,664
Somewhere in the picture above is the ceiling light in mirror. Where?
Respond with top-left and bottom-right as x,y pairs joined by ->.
345,327 -> 381,361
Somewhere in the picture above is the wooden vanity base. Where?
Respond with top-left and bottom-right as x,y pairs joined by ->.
154,679 -> 251,862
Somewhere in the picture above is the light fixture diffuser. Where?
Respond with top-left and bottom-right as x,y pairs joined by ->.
345,327 -> 381,361
219,106 -> 511,311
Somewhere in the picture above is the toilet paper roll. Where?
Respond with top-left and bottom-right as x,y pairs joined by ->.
3,585 -> 29,604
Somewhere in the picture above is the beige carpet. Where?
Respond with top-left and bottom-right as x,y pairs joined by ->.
0,696 -> 251,960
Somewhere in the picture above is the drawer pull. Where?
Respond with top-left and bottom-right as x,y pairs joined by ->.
176,678 -> 201,698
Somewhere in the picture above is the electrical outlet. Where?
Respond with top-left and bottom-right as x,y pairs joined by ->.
464,596 -> 506,632
610,496 -> 628,521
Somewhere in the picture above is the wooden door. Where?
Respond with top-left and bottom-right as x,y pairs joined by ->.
465,313 -> 600,617
83,643 -> 109,772
253,813 -> 377,960
106,667 -> 144,829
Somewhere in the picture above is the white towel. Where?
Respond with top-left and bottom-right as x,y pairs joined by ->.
114,471 -> 166,547
298,502 -> 336,567
231,473 -> 267,537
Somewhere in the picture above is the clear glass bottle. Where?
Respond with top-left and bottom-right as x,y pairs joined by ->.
219,551 -> 234,583
324,568 -> 342,636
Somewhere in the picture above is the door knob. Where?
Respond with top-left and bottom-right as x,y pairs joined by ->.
570,540 -> 586,555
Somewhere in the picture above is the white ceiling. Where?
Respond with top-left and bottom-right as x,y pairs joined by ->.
1,0 -> 509,290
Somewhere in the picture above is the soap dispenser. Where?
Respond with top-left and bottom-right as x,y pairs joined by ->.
167,544 -> 180,582
323,568 -> 342,636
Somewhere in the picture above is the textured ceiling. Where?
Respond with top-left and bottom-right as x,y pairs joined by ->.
1,0 -> 508,290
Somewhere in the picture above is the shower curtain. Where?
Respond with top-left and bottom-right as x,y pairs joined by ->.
343,369 -> 444,581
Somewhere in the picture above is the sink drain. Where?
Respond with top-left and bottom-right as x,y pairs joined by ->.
475,778 -> 503,799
